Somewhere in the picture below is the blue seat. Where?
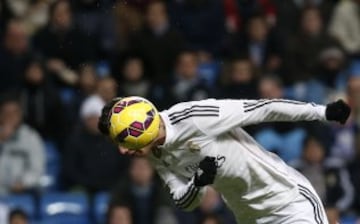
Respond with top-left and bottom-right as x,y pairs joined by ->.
0,194 -> 35,219
40,141 -> 61,191
39,192 -> 90,224
340,214 -> 358,224
93,192 -> 110,224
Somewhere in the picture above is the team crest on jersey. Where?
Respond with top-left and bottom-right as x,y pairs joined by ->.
187,141 -> 201,153
215,155 -> 226,168
185,155 -> 226,173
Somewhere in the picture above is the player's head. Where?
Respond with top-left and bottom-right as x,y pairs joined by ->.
9,209 -> 29,224
98,96 -> 161,154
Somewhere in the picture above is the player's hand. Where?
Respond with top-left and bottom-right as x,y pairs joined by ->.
325,100 -> 351,124
194,156 -> 217,187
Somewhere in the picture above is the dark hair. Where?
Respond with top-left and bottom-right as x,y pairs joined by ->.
302,134 -> 325,151
49,0 -> 71,20
9,208 -> 28,222
98,97 -> 123,136
105,203 -> 132,224
0,92 -> 20,109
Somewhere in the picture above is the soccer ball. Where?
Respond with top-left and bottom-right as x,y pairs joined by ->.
108,96 -> 161,150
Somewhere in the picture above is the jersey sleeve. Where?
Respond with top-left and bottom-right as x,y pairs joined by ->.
193,98 -> 327,136
154,163 -> 206,211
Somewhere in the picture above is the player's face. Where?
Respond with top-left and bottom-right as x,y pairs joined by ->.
118,144 -> 153,156
118,122 -> 166,157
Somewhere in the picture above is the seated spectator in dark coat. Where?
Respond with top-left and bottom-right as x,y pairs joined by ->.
9,209 -> 29,224
218,57 -> 258,100
129,0 -> 185,82
226,15 -> 283,74
116,55 -> 152,98
97,76 -> 118,103
19,57 -> 66,145
0,93 -> 45,195
63,95 -> 129,193
33,0 -> 95,86
283,7 -> 341,85
109,157 -> 177,224
154,50 -> 211,109
65,63 -> 99,128
286,46 -> 347,105
290,135 -> 354,223
0,19 -> 32,92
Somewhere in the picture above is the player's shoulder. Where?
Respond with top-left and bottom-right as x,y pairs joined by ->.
162,98 -> 218,114
161,98 -> 220,126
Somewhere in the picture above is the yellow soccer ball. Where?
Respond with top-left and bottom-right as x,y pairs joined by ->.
109,96 -> 161,150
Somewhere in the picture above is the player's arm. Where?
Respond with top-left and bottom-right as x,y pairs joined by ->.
155,157 -> 216,211
193,98 -> 350,136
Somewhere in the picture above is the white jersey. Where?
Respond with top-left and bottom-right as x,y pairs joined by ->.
149,99 -> 328,224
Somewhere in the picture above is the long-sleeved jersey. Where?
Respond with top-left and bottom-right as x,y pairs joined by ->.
148,98 -> 327,223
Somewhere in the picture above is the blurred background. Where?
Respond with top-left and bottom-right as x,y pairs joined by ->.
0,0 -> 359,224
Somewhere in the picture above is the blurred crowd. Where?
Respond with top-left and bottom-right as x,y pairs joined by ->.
0,0 -> 360,223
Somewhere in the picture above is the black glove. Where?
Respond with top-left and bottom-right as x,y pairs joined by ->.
194,156 -> 217,187
325,100 -> 351,124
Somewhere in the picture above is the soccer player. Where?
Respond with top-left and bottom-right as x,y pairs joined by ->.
98,96 -> 351,224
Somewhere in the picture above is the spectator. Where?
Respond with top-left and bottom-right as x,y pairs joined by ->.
273,0 -> 336,38
97,76 -> 118,103
290,135 -> 354,223
63,95 -> 128,193
0,19 -> 32,92
317,46 -> 347,90
129,0 -> 185,82
284,7 -> 340,85
110,157 -> 177,224
113,0 -> 145,52
195,187 -> 236,224
348,73 -> 360,126
196,50 -> 221,88
242,14 -> 283,73
254,75 -> 307,162
286,46 -> 347,105
218,57 -> 258,99
329,0 -> 360,56
0,93 -> 45,195
117,56 -> 152,98
107,204 -> 133,224
33,0 -> 95,86
3,0 -> 52,35
9,208 -> 29,224
326,75 -> 359,162
164,51 -> 211,106
77,63 -> 98,101
63,63 -> 99,128
19,57 -> 66,145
